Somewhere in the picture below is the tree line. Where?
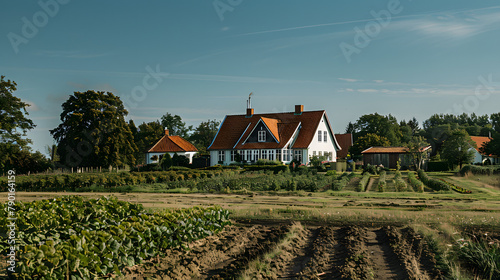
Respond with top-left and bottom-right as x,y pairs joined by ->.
1,77 -> 219,174
346,112 -> 500,168
2,75 -> 499,174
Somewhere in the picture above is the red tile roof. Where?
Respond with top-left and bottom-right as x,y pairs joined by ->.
470,136 -> 491,154
148,135 -> 198,153
335,133 -> 353,158
361,146 -> 431,154
208,110 -> 340,150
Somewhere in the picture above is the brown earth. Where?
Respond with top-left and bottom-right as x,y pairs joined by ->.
119,223 -> 443,280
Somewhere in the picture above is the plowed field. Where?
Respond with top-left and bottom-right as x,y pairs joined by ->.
121,223 -> 445,280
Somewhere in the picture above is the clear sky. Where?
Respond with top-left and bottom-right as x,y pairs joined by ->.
2,0 -> 500,155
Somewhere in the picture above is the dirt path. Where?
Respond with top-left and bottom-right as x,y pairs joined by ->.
365,177 -> 376,192
365,228 -> 409,280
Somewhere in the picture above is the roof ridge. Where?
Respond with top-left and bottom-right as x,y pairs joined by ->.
147,135 -> 167,152
169,135 -> 197,151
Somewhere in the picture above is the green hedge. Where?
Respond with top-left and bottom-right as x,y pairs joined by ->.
0,170 -> 224,192
243,165 -> 289,174
417,170 -> 450,191
356,173 -> 371,192
408,172 -> 424,192
460,165 -> 500,176
331,172 -> 355,191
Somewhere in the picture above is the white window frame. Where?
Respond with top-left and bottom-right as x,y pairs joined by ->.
276,149 -> 282,161
269,149 -> 275,161
258,130 -> 266,142
218,151 -> 225,162
318,130 -> 322,142
324,131 -> 327,142
294,150 -> 302,162
262,149 -> 268,160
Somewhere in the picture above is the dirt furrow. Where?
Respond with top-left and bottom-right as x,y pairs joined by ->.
365,228 -> 410,280
207,225 -> 290,279
120,225 -> 281,280
298,226 -> 339,279
278,228 -> 319,279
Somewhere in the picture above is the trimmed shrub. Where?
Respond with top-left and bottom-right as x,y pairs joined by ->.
356,173 -> 371,192
417,170 -> 450,191
408,171 -> 424,192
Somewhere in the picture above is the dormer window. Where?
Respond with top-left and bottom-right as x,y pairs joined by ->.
258,130 -> 266,142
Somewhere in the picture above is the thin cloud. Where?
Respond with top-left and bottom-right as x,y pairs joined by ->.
338,78 -> 359,82
237,5 -> 500,39
36,50 -> 111,59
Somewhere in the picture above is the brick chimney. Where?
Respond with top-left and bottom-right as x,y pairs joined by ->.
246,108 -> 254,117
295,105 -> 304,115
165,128 -> 169,136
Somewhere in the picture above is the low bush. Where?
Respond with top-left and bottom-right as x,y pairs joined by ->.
356,173 -> 371,192
460,165 -> 499,176
363,164 -> 377,175
408,172 -> 424,192
417,170 -> 450,191
377,171 -> 386,192
331,172 -> 355,191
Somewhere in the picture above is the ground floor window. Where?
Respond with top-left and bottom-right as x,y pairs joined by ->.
294,150 -> 302,163
276,149 -> 282,161
262,150 -> 268,160
218,151 -> 225,163
269,149 -> 275,161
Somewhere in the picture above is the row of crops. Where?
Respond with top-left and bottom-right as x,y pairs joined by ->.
0,170 -> 226,192
0,196 -> 231,279
0,170 -> 334,193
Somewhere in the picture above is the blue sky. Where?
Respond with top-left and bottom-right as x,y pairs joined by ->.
2,0 -> 500,154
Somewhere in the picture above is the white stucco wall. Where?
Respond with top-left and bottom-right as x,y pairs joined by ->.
307,115 -> 337,163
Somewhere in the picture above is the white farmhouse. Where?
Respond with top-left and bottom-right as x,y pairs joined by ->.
207,105 -> 341,166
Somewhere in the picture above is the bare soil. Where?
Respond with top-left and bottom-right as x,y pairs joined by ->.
119,223 -> 444,280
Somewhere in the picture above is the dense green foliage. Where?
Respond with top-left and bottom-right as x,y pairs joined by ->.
0,76 -> 51,175
440,129 -> 476,169
407,172 -> 424,192
356,173 -> 371,192
0,196 -> 230,279
460,165 -> 500,176
393,171 -> 408,191
417,170 -> 450,191
331,172 -> 355,191
50,90 -> 138,169
377,171 -> 386,192
455,235 -> 500,280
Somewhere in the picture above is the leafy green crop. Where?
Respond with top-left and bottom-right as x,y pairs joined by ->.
0,196 -> 230,279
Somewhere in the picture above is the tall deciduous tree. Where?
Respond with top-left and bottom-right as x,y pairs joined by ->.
189,119 -> 220,154
349,133 -> 391,156
50,90 -> 137,168
0,76 -> 35,148
405,136 -> 430,170
160,113 -> 192,139
440,129 -> 475,170
481,132 -> 500,157
352,113 -> 402,145
133,120 -> 164,164
0,76 -> 37,173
